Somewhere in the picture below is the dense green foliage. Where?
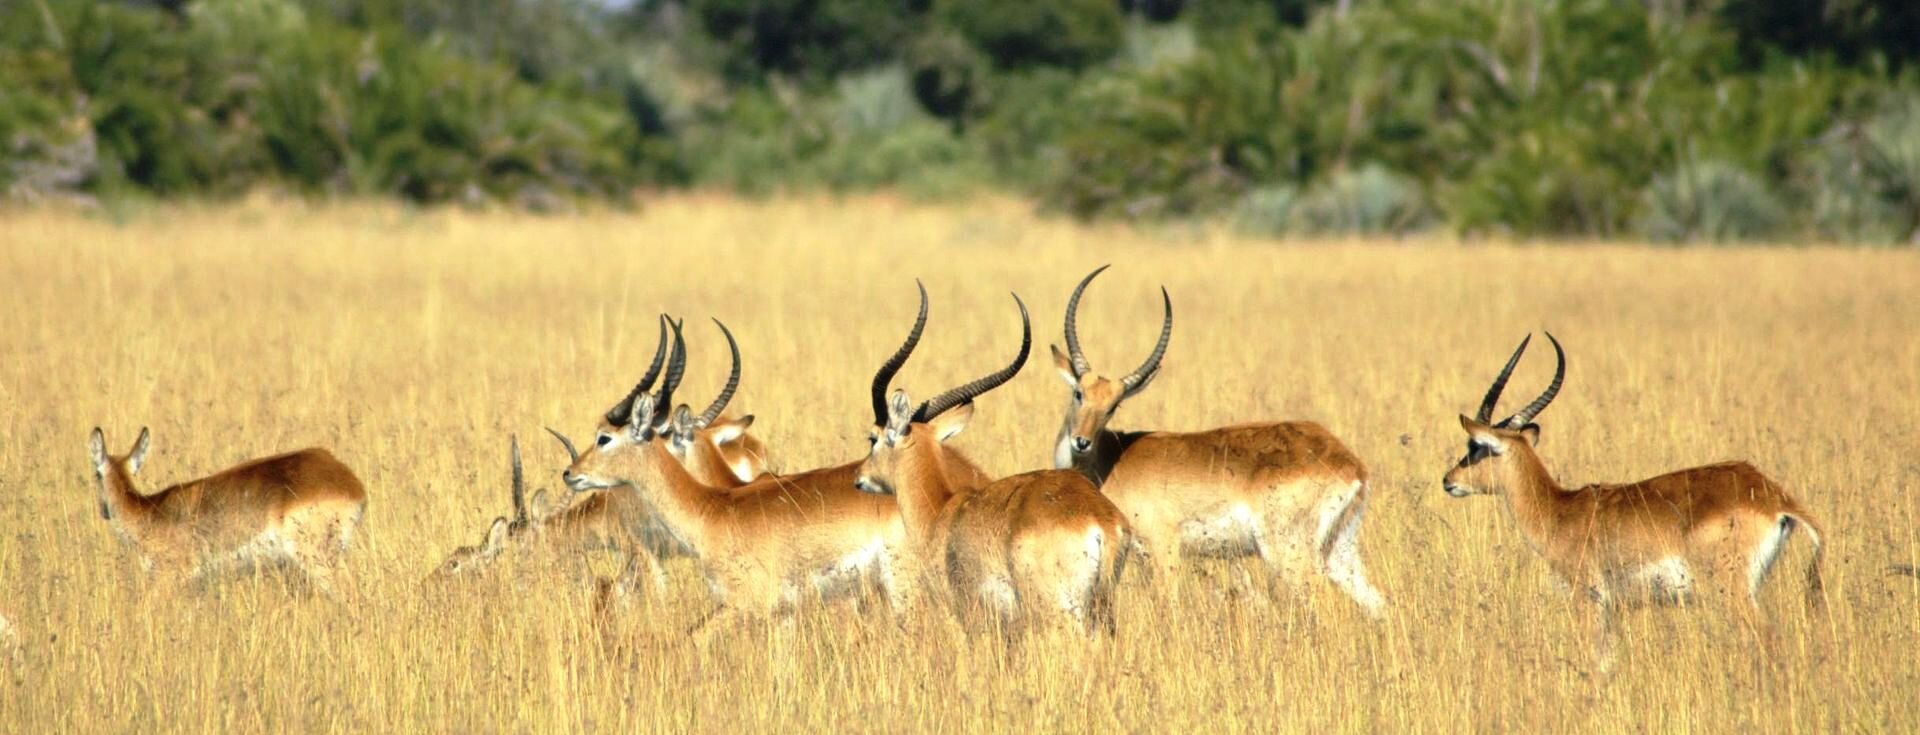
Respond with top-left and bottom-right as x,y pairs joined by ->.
3,0 -> 1916,243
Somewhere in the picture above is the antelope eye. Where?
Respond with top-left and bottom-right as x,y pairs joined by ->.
596,434 -> 613,448
1071,388 -> 1083,402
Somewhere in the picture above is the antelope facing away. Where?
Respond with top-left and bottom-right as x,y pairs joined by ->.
88,427 -> 367,596
1443,333 -> 1825,669
560,285 -> 991,638
854,295 -> 1134,637
1049,266 -> 1385,617
436,316 -> 770,593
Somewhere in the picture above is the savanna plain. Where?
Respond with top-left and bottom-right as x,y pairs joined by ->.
0,196 -> 1916,733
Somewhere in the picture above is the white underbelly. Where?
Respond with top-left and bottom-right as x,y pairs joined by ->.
1177,504 -> 1260,557
1629,557 -> 1695,604
807,540 -> 886,601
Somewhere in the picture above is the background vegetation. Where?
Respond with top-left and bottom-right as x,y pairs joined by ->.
4,0 -> 1920,243
0,198 -> 1916,730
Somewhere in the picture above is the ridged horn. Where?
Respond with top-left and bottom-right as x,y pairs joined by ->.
1062,265 -> 1110,378
606,315 -> 670,426
508,435 -> 527,525
913,294 -> 1032,423
648,316 -> 688,428
1503,332 -> 1566,427
545,427 -> 579,462
1119,286 -> 1172,396
870,280 -> 929,427
697,318 -> 742,427
1476,334 -> 1531,423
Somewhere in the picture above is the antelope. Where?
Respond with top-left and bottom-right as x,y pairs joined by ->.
87,427 -> 367,597
1443,333 -> 1826,669
436,316 -> 771,592
559,284 -> 992,638
1048,266 -> 1385,617
854,295 -> 1134,637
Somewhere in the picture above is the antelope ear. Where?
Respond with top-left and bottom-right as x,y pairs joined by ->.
1517,423 -> 1541,446
483,517 -> 511,551
928,402 -> 974,443
89,428 -> 108,472
128,428 -> 152,474
628,396 -> 655,441
709,415 -> 753,444
528,490 -> 553,520
886,390 -> 914,432
1050,344 -> 1077,387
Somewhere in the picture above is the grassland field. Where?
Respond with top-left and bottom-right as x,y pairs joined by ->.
0,194 -> 1916,733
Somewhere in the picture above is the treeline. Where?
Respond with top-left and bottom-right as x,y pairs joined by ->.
3,0 -> 1918,243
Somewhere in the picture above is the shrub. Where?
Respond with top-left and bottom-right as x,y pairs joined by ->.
1640,159 -> 1786,243
1293,164 -> 1433,236
1229,184 -> 1298,237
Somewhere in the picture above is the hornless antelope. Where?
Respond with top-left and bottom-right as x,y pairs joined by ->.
437,316 -> 772,591
1049,266 -> 1385,617
854,296 -> 1135,636
560,285 -> 991,637
87,427 -> 367,596
1443,333 -> 1826,668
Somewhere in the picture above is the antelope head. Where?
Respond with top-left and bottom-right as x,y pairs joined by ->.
663,319 -> 754,465
856,292 -> 1029,496
559,314 -> 689,492
87,427 -> 151,522
433,435 -> 547,577
1443,333 -> 1566,498
1049,265 -> 1172,469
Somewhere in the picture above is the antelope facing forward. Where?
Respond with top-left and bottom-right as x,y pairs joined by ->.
88,427 -> 367,596
435,316 -> 770,592
560,287 -> 991,637
854,294 -> 1134,637
1049,266 -> 1385,617
1443,333 -> 1826,669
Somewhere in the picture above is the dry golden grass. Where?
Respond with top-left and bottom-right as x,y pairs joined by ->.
1,195 -> 1916,732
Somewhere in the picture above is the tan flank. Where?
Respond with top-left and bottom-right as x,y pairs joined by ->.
87,427 -> 367,596
1048,266 -> 1385,617
434,318 -> 771,592
854,294 -> 1134,637
1443,333 -> 1827,670
560,288 -> 992,638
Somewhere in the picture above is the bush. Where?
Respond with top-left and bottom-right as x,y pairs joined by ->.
1229,184 -> 1297,237
1293,164 -> 1433,236
1640,159 -> 1785,243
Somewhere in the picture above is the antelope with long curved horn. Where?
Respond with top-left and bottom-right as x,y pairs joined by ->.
854,295 -> 1135,637
1443,333 -> 1826,670
559,284 -> 994,639
1048,266 -> 1385,617
663,319 -> 770,484
435,316 -> 774,593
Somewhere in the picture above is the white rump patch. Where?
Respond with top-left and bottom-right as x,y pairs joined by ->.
1748,517 -> 1792,598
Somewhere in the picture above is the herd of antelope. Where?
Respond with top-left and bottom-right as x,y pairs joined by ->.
63,267 -> 1837,671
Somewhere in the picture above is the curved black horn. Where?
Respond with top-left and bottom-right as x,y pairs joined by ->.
509,435 -> 527,525
1063,265 -> 1110,378
914,294 -> 1032,423
545,427 -> 580,462
606,315 -> 671,426
1119,286 -> 1172,396
1476,334 -> 1531,423
649,316 -> 688,427
698,318 -> 742,427
1504,332 -> 1565,427
871,280 -> 930,427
